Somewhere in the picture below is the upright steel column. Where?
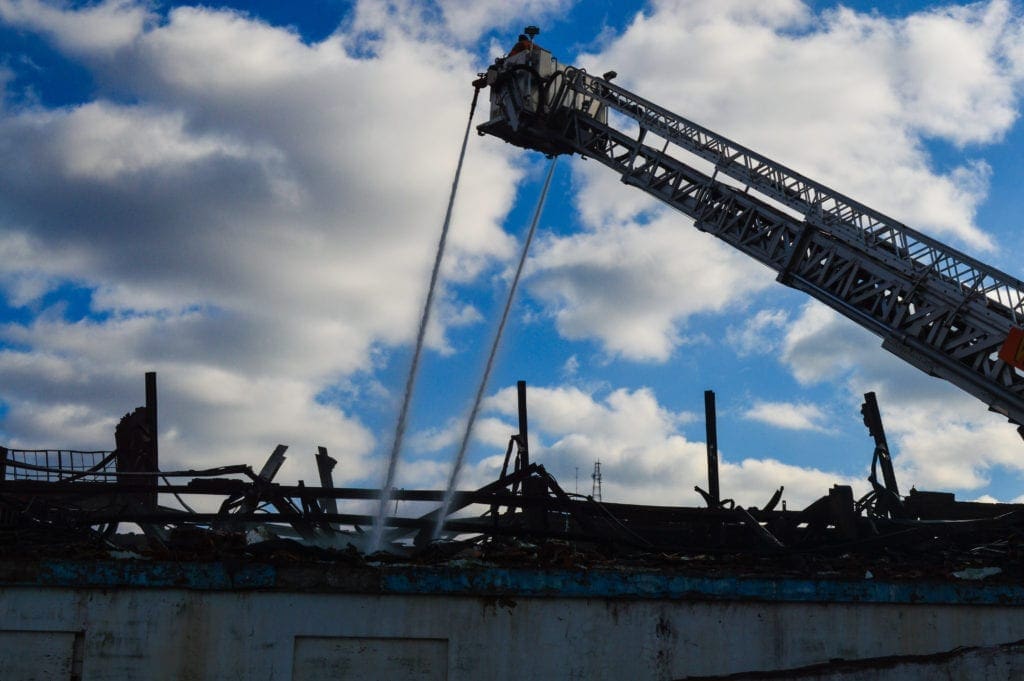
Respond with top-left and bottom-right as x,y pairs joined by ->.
517,380 -> 529,470
704,390 -> 720,506
315,446 -> 339,518
145,371 -> 158,471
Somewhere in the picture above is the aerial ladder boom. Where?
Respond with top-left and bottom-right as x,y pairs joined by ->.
475,43 -> 1024,432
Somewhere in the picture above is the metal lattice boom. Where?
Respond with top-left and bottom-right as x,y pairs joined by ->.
476,49 -> 1024,430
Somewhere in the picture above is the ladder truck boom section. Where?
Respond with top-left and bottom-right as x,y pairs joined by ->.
475,44 -> 1024,431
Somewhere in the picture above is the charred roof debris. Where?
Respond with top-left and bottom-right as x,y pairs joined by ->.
2,373 -> 1023,583
8,25 -> 1024,678
6,34 -> 1022,583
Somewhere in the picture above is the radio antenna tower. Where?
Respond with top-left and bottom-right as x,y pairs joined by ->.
591,461 -> 603,501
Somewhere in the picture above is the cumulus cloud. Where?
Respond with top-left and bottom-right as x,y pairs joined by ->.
436,0 -> 575,41
780,301 -> 1024,493
526,211 -> 773,361
514,0 -> 1024,499
744,401 -> 833,433
896,0 -> 1022,145
620,7 -> 1010,227
726,309 -> 790,357
2,0 -> 1023,510
521,0 -> 1024,369
0,2 -> 523,485
349,0 -> 574,45
0,0 -> 151,55
484,383 -> 862,507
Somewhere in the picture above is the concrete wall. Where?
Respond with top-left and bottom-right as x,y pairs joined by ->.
3,579 -> 1024,680
4,560 -> 1024,679
689,640 -> 1024,680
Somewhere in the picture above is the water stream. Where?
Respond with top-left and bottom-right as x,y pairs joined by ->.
369,88 -> 481,553
433,159 -> 557,540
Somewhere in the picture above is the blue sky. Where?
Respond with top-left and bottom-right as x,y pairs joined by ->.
2,0 -> 1024,509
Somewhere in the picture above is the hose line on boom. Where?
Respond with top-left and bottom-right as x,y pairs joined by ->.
434,158 -> 558,540
370,87 -> 482,553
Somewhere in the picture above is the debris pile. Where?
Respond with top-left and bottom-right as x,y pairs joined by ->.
3,379 -> 1024,583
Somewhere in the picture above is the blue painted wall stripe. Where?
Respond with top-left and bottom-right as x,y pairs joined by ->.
3,561 -> 1022,606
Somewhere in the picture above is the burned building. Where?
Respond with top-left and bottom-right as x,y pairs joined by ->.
3,375 -> 1024,679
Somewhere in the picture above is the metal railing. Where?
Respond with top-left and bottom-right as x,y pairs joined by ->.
0,447 -> 117,482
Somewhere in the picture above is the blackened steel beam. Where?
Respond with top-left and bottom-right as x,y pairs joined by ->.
517,380 -> 530,470
862,392 -> 900,498
144,372 -> 158,472
315,446 -> 339,518
704,390 -> 720,506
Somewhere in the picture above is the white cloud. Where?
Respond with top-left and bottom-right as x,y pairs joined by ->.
2,0 -> 1023,510
779,301 -> 1024,493
896,1 -> 1022,145
437,0 -> 575,40
0,0 -> 151,55
520,0 -> 1024,367
782,303 -> 869,386
407,418 -> 463,455
349,0 -> 574,45
484,383 -> 861,507
727,309 -> 790,357
526,210 -> 773,361
744,400 -> 832,433
595,4 -> 1018,225
0,2 -> 524,484
49,102 -> 264,182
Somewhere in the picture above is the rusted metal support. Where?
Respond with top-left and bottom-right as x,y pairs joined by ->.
704,390 -> 720,507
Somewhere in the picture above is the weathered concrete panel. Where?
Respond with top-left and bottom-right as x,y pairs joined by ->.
4,562 -> 1024,679
683,638 -> 1024,680
292,637 -> 448,680
0,629 -> 81,681
2,586 -> 1024,680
